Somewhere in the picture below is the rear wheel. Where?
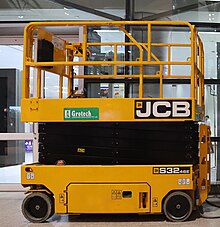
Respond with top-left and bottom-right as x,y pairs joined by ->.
48,195 -> 55,219
22,192 -> 53,223
163,191 -> 193,222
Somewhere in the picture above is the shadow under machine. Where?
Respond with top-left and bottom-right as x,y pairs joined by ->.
20,21 -> 210,223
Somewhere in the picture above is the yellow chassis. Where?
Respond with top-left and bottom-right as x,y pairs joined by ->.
21,124 -> 210,222
22,164 -> 196,214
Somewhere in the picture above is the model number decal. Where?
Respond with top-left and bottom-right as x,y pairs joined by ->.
153,167 -> 190,174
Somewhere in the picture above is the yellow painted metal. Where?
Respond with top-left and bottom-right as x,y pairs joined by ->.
68,183 -> 150,213
198,124 -> 211,204
86,42 -> 191,47
70,74 -> 191,79
82,25 -> 87,62
26,60 -> 192,67
147,24 -> 151,62
25,189 -> 52,195
21,164 -> 194,214
59,75 -> 63,99
37,68 -> 41,98
29,98 -> 39,111
67,48 -> 73,97
21,97 -> 195,122
21,20 -> 205,122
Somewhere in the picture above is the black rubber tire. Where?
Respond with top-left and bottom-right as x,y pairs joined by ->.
48,195 -> 55,219
163,191 -> 193,222
22,192 -> 53,223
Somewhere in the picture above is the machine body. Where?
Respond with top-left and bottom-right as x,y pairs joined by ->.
20,21 -> 210,223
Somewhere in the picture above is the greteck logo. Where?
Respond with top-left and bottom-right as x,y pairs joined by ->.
135,100 -> 192,119
64,108 -> 99,120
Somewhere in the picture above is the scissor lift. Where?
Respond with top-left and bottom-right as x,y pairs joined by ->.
21,21 -> 210,223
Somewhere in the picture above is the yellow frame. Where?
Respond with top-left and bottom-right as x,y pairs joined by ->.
21,21 -> 204,122
21,124 -> 210,215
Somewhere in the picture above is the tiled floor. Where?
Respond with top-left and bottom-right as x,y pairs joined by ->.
1,192 -> 220,227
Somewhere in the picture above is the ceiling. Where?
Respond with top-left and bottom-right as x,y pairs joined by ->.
0,0 -> 220,36
0,0 -> 217,19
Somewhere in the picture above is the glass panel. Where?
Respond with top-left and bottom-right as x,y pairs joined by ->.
0,44 -> 35,185
211,141 -> 217,183
205,84 -> 218,183
44,72 -> 60,98
167,1 -> 220,23
0,45 -> 24,132
0,140 -> 33,183
205,85 -> 217,137
0,0 -> 125,21
199,32 -> 218,79
129,83 -> 160,98
208,135 -> 220,184
1,0 -> 220,24
86,28 -> 125,76
87,83 -> 125,98
163,84 -> 191,98
129,83 -> 191,99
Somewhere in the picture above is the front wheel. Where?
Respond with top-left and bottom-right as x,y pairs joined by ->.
22,192 -> 53,223
163,191 -> 193,222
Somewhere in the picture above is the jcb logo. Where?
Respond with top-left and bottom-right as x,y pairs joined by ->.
135,100 -> 191,119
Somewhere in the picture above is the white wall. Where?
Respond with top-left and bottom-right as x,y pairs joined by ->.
0,45 -> 23,70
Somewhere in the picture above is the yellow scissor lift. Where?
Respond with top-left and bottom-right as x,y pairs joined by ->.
21,21 -> 210,223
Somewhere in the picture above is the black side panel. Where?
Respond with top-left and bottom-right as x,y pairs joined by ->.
37,39 -> 54,68
38,122 -> 199,165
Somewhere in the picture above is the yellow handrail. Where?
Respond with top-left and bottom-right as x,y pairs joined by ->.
22,20 -> 205,122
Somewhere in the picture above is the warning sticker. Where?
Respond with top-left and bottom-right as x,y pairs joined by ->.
59,193 -> 65,203
26,172 -> 35,180
77,148 -> 85,153
112,190 -> 122,200
152,197 -> 158,207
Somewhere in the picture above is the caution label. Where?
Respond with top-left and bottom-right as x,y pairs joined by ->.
152,197 -> 158,207
59,193 -> 65,203
77,148 -> 85,153
112,190 -> 122,200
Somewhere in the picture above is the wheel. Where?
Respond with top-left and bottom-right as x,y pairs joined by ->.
48,195 -> 55,219
22,192 -> 53,223
163,191 -> 193,222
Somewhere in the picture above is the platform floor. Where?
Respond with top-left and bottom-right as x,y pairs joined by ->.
1,192 -> 220,227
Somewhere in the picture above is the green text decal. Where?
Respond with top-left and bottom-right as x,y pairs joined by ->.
64,108 -> 99,120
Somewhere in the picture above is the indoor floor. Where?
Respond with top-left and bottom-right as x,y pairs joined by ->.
0,192 -> 220,227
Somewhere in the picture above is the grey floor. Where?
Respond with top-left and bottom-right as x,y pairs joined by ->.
1,192 -> 220,227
